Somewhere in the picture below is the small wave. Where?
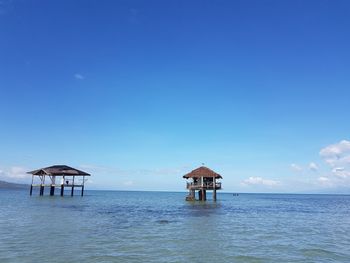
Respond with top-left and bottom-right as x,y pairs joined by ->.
301,248 -> 337,258
234,255 -> 267,263
156,219 -> 170,224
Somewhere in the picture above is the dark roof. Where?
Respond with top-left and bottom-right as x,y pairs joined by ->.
28,165 -> 91,176
183,166 -> 222,179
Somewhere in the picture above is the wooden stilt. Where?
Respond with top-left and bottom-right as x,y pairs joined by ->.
50,186 -> 55,196
40,185 -> 44,196
60,185 -> 64,196
191,189 -> 195,198
49,175 -> 56,196
71,176 -> 75,196
30,175 -> 34,196
81,175 -> 85,196
203,190 -> 207,201
40,175 -> 46,196
198,190 -> 202,201
213,177 -> 216,201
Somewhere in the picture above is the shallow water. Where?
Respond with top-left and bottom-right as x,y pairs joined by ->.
0,189 -> 350,262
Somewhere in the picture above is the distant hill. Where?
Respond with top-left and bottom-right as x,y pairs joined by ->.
0,180 -> 28,189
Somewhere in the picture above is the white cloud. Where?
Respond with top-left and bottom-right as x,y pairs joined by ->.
9,167 -> 27,178
74,73 -> 85,80
320,140 -> 350,166
123,180 -> 134,186
320,140 -> 350,157
314,140 -> 350,188
331,167 -> 350,179
290,163 -> 303,172
79,164 -> 189,177
0,166 -> 30,181
78,164 -> 190,190
320,140 -> 350,176
309,162 -> 319,172
317,176 -> 332,186
241,177 -> 279,187
318,177 -> 329,182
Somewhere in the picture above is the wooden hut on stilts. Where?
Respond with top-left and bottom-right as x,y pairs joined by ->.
28,165 -> 91,196
183,166 -> 222,201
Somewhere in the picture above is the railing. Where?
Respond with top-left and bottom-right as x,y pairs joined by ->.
186,182 -> 221,189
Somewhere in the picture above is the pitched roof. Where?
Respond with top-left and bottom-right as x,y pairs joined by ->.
28,165 -> 91,176
183,166 -> 222,179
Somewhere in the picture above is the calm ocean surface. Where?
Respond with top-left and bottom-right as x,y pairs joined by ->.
0,189 -> 350,263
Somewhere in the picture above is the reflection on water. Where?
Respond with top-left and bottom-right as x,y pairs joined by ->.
0,190 -> 350,263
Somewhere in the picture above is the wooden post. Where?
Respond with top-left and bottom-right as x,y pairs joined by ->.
198,190 -> 202,201
191,189 -> 195,198
50,175 -> 55,196
60,184 -> 64,196
60,175 -> 64,196
50,186 -> 55,196
213,177 -> 217,201
40,185 -> 44,196
41,175 -> 46,196
71,176 -> 75,196
39,175 -> 42,196
203,190 -> 207,201
81,176 -> 85,196
30,175 -> 34,196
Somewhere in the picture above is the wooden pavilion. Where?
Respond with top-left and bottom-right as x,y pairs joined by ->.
28,165 -> 90,196
183,166 -> 222,201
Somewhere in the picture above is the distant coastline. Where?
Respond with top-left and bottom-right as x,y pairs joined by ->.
0,180 -> 28,189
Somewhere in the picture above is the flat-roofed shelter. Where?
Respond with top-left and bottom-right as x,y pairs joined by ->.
183,166 -> 222,201
28,165 -> 91,196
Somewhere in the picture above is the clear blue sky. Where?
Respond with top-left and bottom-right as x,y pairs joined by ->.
1,0 -> 350,192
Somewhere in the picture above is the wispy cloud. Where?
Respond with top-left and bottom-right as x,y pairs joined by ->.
331,167 -> 350,179
79,164 -> 190,177
320,140 -> 350,167
309,162 -> 319,172
315,140 -> 350,187
317,176 -> 332,186
241,176 -> 279,187
290,163 -> 303,172
77,164 -> 190,190
0,166 -> 30,182
123,180 -> 134,186
74,73 -> 85,80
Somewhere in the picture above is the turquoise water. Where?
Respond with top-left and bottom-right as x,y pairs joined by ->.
0,189 -> 350,262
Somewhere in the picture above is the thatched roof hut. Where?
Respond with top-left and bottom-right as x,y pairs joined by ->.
28,165 -> 90,197
183,166 -> 222,201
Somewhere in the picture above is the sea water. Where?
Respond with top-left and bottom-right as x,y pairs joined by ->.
0,189 -> 349,263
